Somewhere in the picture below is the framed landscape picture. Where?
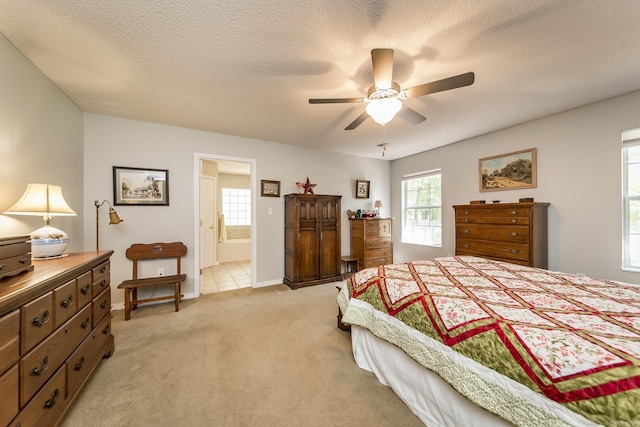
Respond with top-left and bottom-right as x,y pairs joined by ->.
113,166 -> 169,205
479,148 -> 537,192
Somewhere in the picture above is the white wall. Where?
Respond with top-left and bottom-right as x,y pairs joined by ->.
0,34 -> 84,248
391,90 -> 640,285
83,114 -> 390,307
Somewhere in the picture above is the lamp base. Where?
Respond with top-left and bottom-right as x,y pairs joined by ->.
30,225 -> 70,259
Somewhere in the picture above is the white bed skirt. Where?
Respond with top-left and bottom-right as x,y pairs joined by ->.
351,325 -> 514,427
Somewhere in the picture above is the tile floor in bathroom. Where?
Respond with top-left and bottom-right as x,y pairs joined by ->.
201,260 -> 252,293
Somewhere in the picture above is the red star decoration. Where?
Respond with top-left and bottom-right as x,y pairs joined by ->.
302,176 -> 317,194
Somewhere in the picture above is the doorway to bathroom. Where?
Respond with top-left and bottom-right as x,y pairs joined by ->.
195,153 -> 256,295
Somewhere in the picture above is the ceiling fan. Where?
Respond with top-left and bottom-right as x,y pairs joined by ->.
309,49 -> 475,130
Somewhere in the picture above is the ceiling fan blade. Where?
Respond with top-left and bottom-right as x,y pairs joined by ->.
404,72 -> 475,99
371,48 -> 394,89
397,104 -> 427,125
345,111 -> 369,130
309,98 -> 363,104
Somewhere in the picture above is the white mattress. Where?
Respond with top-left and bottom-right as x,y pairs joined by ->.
351,325 -> 513,427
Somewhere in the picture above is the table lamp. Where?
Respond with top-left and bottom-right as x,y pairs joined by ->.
374,200 -> 383,216
4,183 -> 77,259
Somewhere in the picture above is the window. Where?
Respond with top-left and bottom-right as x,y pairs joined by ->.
402,170 -> 442,247
222,188 -> 251,226
623,127 -> 640,270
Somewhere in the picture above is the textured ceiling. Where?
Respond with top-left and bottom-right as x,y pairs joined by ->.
1,1 -> 640,160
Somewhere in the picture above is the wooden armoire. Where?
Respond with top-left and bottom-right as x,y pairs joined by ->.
284,194 -> 342,289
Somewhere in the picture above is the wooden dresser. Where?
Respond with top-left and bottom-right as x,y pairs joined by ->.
284,194 -> 342,289
350,218 -> 392,270
0,251 -> 114,427
453,202 -> 549,268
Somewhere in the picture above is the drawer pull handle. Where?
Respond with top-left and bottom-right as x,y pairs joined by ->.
81,317 -> 90,329
61,295 -> 74,308
0,264 -> 6,270
508,249 -> 520,254
463,211 -> 469,215
20,257 -> 29,264
101,300 -> 108,309
463,218 -> 469,223
32,310 -> 50,327
509,232 -> 519,237
32,356 -> 49,376
463,244 -> 470,249
100,266 -> 107,273
510,210 -> 518,215
44,389 -> 60,409
81,284 -> 91,295
511,219 -> 517,224
74,356 -> 85,371
461,229 -> 470,234
100,279 -> 107,287
102,324 -> 110,335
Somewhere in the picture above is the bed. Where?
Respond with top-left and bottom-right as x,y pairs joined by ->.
337,256 -> 640,427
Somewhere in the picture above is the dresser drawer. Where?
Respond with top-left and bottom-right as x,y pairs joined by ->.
363,257 -> 391,269
92,287 -> 111,327
76,271 -> 93,309
53,279 -> 78,328
455,206 -> 530,218
0,365 -> 19,426
365,237 -> 391,249
67,314 -> 111,395
0,310 -> 20,375
455,224 -> 530,243
365,246 -> 392,260
20,304 -> 92,406
0,252 -> 33,279
11,365 -> 67,427
456,238 -> 530,263
92,263 -> 111,298
21,292 -> 54,354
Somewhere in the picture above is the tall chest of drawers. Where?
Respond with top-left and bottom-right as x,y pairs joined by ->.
453,202 -> 549,268
350,218 -> 393,270
0,251 -> 114,427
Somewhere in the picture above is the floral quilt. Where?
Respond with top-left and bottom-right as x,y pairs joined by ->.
340,256 -> 640,427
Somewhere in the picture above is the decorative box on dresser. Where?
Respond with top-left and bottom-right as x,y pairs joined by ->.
453,202 -> 549,268
349,218 -> 392,270
284,194 -> 342,289
0,250 -> 114,427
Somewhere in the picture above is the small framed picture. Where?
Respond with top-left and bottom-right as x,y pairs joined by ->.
261,180 -> 280,197
113,166 -> 169,205
356,180 -> 370,199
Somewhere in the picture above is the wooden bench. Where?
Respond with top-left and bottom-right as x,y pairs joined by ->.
118,242 -> 187,320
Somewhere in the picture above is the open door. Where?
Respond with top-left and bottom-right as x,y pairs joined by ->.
200,176 -> 216,268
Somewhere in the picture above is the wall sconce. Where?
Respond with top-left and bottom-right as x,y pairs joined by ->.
4,183 -> 77,259
374,200 -> 383,216
95,200 -> 123,251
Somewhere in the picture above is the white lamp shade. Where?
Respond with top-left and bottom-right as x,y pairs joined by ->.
374,200 -> 383,208
4,183 -> 76,217
366,98 -> 402,125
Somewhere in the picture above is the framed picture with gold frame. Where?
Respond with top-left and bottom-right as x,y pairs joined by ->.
356,180 -> 370,199
479,148 -> 537,192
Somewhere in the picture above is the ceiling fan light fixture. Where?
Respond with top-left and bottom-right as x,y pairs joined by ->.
366,97 -> 402,125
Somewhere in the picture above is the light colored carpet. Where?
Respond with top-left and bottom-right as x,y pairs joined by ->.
60,282 -> 424,427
